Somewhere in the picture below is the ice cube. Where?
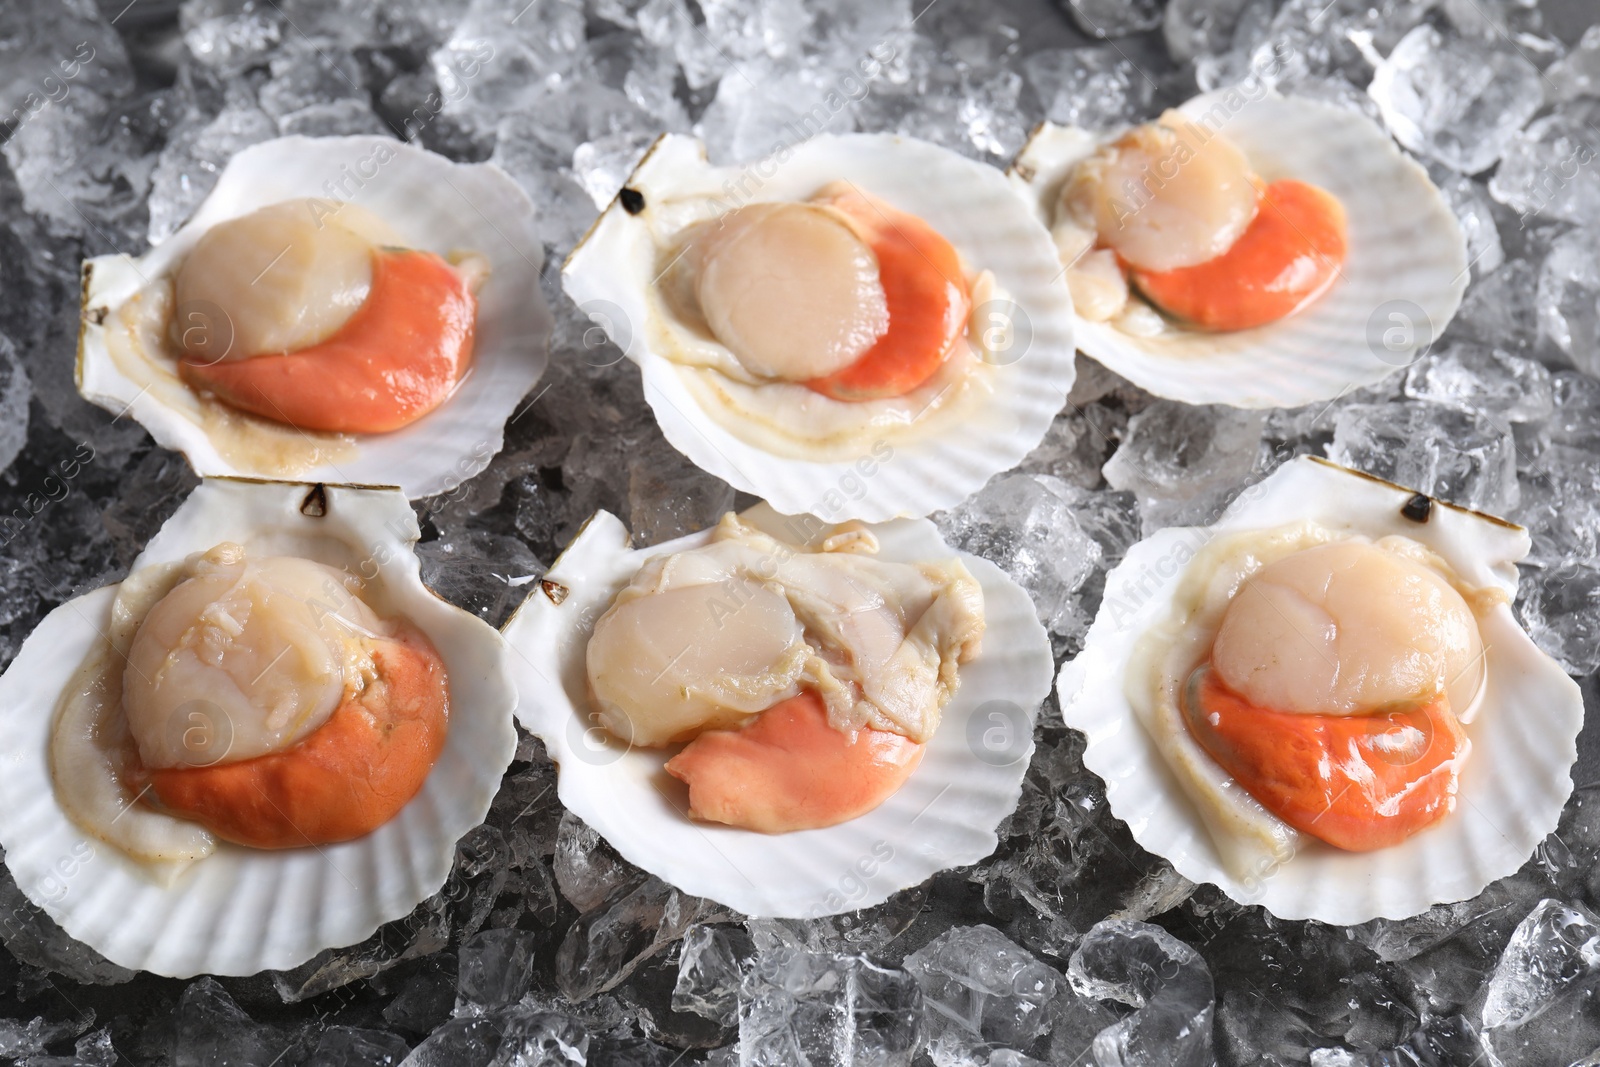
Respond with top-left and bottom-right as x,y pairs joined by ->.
0,1015 -> 92,1061
269,0 -> 381,49
1038,480 -> 1142,647
1306,0 -> 1436,67
956,69 -> 1030,161
1367,25 -> 1543,175
557,875 -> 731,1001
458,929 -> 539,1013
746,890 -> 928,962
1547,25 -> 1600,103
1281,75 -> 1386,121
404,1007 -> 589,1066
584,31 -> 688,132
1068,919 -> 1215,1067
277,99 -> 388,137
1213,986 -> 1318,1064
1402,343 -> 1554,424
1109,867 -> 1199,925
0,335 -> 29,476
70,1028 -> 119,1067
1430,167 -> 1504,279
739,946 -> 922,1067
1438,0 -> 1560,60
806,0 -> 913,75
1489,101 -> 1600,229
626,442 -> 735,546
385,965 -> 458,1035
1016,408 -> 1119,491
1479,899 -> 1600,1064
1327,400 -> 1519,513
903,924 -> 1063,1065
695,57 -> 860,166
933,473 -> 1101,637
589,0 -> 650,30
698,0 -> 813,65
306,1026 -> 411,1067
401,1015 -> 505,1066
492,114 -> 602,254
1407,1014 -> 1495,1066
554,811 -> 639,913
1022,48 -> 1154,130
1193,32 -> 1278,95
182,6 -> 285,76
2,83 -> 171,248
257,45 -> 367,123
173,977 -> 295,1067
1516,559 -> 1600,675
1061,0 -> 1163,40
1050,483 -> 1141,570
2,94 -> 104,235
673,923 -> 753,1025
855,41 -> 1029,163
1545,371 -> 1600,449
1453,257 -> 1542,354
981,731 -> 1177,959
415,529 -> 544,627
429,0 -> 587,136
146,106 -> 279,245
987,1052 -> 1052,1067
0,0 -> 133,125
1536,227 -> 1600,375
1203,0 -> 1428,96
1162,0 -> 1262,62
102,450 -> 201,567
1102,401 -> 1267,533
1351,885 -> 1527,964
636,0 -> 728,91
381,0 -> 477,51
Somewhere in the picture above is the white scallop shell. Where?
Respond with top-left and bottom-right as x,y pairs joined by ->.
501,505 -> 1055,917
1010,91 -> 1468,409
0,479 -> 518,976
562,133 -> 1077,522
77,135 -> 553,499
1058,456 -> 1582,924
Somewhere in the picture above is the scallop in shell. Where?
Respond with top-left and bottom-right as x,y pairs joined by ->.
0,479 -> 518,976
1010,90 -> 1468,409
562,133 -> 1076,522
1058,456 -> 1581,924
501,504 -> 1054,917
77,135 -> 553,499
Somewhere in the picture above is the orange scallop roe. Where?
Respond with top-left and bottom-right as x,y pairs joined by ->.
1131,179 -> 1347,332
141,626 -> 449,849
663,689 -> 925,833
804,187 -> 971,402
1182,664 -> 1467,852
179,248 -> 476,434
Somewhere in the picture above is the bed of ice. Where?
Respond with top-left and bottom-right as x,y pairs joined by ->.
1,0 -> 1599,1062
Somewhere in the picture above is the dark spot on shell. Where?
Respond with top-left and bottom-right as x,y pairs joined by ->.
1401,493 -> 1432,523
87,306 -> 108,326
542,578 -> 570,605
619,187 -> 646,215
300,484 -> 328,517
